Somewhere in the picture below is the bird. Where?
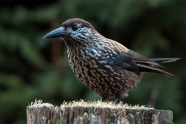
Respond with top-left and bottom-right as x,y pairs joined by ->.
43,18 -> 180,103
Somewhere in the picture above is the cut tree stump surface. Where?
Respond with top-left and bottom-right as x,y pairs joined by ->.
27,100 -> 173,124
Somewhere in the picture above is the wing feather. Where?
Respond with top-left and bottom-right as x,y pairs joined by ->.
109,49 -> 174,76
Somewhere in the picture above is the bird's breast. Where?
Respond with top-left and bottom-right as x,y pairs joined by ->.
67,47 -> 108,80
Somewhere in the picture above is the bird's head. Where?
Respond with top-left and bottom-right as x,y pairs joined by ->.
43,18 -> 97,47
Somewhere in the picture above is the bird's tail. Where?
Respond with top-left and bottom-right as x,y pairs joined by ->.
142,58 -> 180,77
150,58 -> 180,63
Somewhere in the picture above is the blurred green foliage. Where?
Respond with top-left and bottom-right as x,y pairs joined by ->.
0,0 -> 186,123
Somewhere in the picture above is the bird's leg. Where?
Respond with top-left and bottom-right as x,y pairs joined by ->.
113,98 -> 119,104
101,97 -> 107,102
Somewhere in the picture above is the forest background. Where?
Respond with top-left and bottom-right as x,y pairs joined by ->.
0,0 -> 185,123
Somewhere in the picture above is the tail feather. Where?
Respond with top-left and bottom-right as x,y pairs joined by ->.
137,64 -> 173,77
150,58 -> 180,63
137,58 -> 180,76
135,60 -> 163,67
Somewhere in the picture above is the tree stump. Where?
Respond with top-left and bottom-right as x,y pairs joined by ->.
27,100 -> 173,124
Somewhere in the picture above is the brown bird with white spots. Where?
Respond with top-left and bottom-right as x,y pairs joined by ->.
43,18 -> 180,103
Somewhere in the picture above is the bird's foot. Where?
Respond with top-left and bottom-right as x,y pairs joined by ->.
101,97 -> 106,102
113,99 -> 119,104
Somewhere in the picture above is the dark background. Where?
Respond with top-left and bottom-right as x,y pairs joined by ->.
0,0 -> 186,123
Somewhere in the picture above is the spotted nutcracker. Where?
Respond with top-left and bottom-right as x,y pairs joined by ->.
43,18 -> 179,103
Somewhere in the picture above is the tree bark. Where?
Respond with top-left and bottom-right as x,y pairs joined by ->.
27,100 -> 173,124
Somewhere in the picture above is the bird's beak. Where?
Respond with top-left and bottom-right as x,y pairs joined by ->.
43,27 -> 68,39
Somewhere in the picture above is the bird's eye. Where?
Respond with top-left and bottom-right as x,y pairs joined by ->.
72,25 -> 78,31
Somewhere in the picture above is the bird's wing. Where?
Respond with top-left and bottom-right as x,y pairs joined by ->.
108,49 -> 172,76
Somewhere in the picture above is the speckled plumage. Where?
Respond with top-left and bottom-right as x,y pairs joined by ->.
43,18 -> 179,103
